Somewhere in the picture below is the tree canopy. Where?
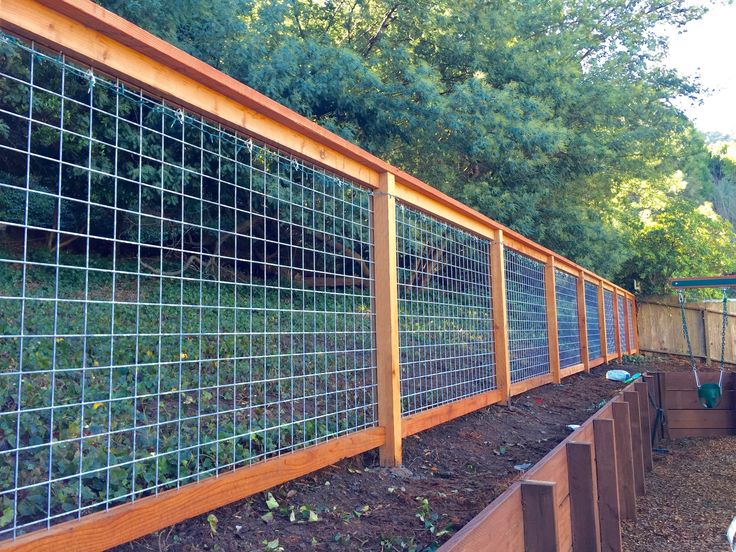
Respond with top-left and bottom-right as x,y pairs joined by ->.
96,0 -> 736,294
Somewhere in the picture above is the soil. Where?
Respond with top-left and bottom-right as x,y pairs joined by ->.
622,436 -> 736,552
114,355 -> 703,552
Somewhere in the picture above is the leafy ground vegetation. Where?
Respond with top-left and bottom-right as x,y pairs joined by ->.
94,0 -> 736,293
114,357 -> 653,551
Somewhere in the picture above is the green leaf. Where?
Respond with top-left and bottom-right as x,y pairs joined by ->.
265,492 -> 279,510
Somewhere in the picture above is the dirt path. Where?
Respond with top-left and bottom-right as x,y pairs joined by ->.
623,436 -> 736,552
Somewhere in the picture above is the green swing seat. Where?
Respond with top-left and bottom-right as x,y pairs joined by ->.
697,383 -> 722,409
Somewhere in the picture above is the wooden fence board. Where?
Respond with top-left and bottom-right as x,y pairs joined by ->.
668,409 -> 736,429
440,484 -> 524,552
611,402 -> 636,521
521,481 -> 559,552
634,382 -> 654,471
593,419 -> 622,552
622,391 -> 646,496
567,442 -> 601,552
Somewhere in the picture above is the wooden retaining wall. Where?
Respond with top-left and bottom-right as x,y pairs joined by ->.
441,380 -> 655,552
443,370 -> 736,551
656,371 -> 736,439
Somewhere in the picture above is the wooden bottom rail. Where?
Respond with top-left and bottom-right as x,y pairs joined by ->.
0,427 -> 385,552
401,389 -> 504,437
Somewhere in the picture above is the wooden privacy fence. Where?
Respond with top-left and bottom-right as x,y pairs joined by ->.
441,379 -> 655,552
0,1 -> 637,549
637,296 -> 736,365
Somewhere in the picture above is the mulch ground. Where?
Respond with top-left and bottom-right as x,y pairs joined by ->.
622,436 -> 736,552
117,354 -> 726,552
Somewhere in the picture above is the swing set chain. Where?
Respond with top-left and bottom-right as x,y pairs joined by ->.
720,289 -> 728,387
678,291 -> 700,387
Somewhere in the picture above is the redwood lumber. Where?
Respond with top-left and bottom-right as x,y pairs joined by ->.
622,391 -> 646,496
521,481 -> 559,552
611,402 -> 636,521
567,442 -> 601,552
593,419 -> 622,552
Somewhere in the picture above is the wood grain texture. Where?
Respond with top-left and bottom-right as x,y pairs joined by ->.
667,409 -> 736,429
622,391 -> 646,496
567,442 -> 601,552
373,173 -> 402,466
0,428 -> 385,552
491,232 -> 512,401
612,291 -> 622,360
521,481 -> 559,552
611,402 -> 636,521
545,258 -> 562,385
510,373 -> 554,396
401,390 -> 503,437
439,484 -> 524,552
577,269 -> 591,372
593,419 -> 622,552
634,381 -> 654,471
560,363 -> 585,378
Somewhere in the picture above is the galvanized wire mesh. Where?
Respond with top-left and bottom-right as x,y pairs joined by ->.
584,281 -> 602,360
627,298 -> 635,351
504,249 -> 549,383
396,205 -> 495,415
0,34 -> 377,538
603,289 -> 616,355
617,295 -> 626,353
554,269 -> 581,369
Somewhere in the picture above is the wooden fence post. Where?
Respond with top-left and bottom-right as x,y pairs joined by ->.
622,297 -> 631,355
613,291 -> 622,361
490,231 -> 511,402
598,280 -> 607,360
577,270 -> 590,372
567,442 -> 601,552
593,419 -> 622,552
634,381 -> 654,471
631,297 -> 639,353
521,481 -> 559,552
622,391 -> 646,496
545,257 -> 561,384
374,172 -> 402,466
611,402 -> 636,520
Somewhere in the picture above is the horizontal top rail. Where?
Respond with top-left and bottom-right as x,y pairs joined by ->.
671,276 -> 736,289
2,0 -> 633,299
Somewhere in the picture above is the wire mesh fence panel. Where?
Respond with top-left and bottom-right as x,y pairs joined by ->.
554,269 -> 581,369
603,289 -> 616,355
584,282 -> 602,360
627,298 -> 635,351
396,205 -> 495,416
617,295 -> 626,353
504,248 -> 549,383
0,34 -> 378,539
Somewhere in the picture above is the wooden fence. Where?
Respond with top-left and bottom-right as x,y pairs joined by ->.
637,296 -> 736,365
0,1 -> 638,549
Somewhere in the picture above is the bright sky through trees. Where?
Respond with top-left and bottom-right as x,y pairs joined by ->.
666,2 -> 736,137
